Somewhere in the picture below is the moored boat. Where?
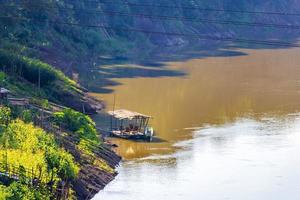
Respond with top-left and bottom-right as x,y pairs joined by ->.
107,109 -> 154,141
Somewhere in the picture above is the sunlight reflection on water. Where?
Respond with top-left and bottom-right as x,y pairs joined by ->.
92,48 -> 300,200
94,115 -> 300,200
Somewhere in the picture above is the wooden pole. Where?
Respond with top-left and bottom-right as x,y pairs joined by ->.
139,117 -> 143,131
145,118 -> 150,128
110,93 -> 116,131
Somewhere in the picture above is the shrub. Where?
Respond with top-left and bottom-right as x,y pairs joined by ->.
0,50 -> 76,88
0,50 -> 55,86
30,98 -> 49,109
0,185 -> 11,200
0,106 -> 11,128
45,147 -> 79,180
53,108 -> 98,140
3,120 -> 45,151
0,119 -> 79,183
5,182 -> 50,200
53,108 -> 100,155
21,109 -> 33,123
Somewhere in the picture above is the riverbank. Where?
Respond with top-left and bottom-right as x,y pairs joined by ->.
40,114 -> 122,199
0,51 -> 121,199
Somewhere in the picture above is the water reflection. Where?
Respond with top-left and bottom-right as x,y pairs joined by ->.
91,47 -> 300,159
94,115 -> 300,200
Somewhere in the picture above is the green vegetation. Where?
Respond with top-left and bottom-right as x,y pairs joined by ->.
0,49 -> 79,98
45,147 -> 79,180
0,107 -> 11,130
1,119 -> 79,180
0,48 -> 89,116
0,50 -> 57,86
1,0 -> 296,198
53,108 -> 100,156
0,107 -> 79,199
0,0 -> 296,62
52,108 -> 115,173
1,0 -> 297,96
0,72 -> 5,85
0,182 -> 50,200
0,184 -> 11,200
0,41 -> 115,198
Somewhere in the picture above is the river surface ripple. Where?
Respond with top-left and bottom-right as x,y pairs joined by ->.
92,48 -> 300,200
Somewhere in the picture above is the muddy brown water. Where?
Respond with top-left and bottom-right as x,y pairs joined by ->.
91,47 -> 300,200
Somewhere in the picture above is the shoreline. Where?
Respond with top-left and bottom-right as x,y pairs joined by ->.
41,109 -> 122,199
73,144 -> 121,200
75,96 -> 122,199
82,95 -> 121,199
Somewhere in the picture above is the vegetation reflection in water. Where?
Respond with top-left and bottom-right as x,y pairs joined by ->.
91,47 -> 300,160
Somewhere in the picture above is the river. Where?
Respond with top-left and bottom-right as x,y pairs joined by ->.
91,47 -> 300,200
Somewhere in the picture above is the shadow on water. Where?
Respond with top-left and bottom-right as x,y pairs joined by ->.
79,36 -> 299,94
123,137 -> 167,143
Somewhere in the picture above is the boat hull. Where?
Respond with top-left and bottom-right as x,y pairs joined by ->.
110,132 -> 153,141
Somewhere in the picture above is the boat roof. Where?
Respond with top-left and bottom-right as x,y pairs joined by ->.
108,109 -> 151,120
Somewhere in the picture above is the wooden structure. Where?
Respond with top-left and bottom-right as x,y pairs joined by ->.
8,98 -> 29,106
108,109 -> 154,141
0,162 -> 43,184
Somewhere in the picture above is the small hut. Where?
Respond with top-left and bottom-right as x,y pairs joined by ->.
107,109 -> 154,140
0,88 -> 10,100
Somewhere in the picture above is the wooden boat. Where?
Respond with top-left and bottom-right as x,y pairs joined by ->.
107,109 -> 154,141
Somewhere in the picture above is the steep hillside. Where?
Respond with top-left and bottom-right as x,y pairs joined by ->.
1,0 -> 300,76
0,54 -> 121,199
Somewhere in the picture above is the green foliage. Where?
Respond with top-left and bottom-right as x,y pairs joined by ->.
20,109 -> 33,123
4,182 -> 50,200
30,98 -> 49,109
53,108 -> 100,155
0,50 -> 55,86
53,108 -> 97,139
18,166 -> 27,184
0,71 -> 6,84
45,147 -> 79,180
4,75 -> 46,98
9,106 -> 27,121
0,106 -> 11,127
57,150 -> 79,180
0,49 -> 83,110
52,109 -> 112,173
0,50 -> 76,88
2,119 -> 47,151
0,117 -> 79,196
0,0 -> 298,69
0,185 -> 11,200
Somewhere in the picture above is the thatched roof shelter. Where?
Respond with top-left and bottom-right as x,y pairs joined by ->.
108,109 -> 151,120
